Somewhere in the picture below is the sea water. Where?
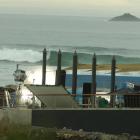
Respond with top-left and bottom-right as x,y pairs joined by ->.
0,14 -> 140,86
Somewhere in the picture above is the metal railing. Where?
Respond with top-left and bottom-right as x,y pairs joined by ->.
23,92 -> 140,108
1,92 -> 140,109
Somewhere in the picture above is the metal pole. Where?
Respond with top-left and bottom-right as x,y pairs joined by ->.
42,48 -> 47,85
55,49 -> 62,85
91,53 -> 96,107
110,56 -> 116,107
72,51 -> 78,95
16,64 -> 19,70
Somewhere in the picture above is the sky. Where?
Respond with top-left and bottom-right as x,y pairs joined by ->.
0,0 -> 140,17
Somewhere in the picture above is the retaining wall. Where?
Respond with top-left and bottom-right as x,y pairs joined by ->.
0,108 -> 32,126
32,109 -> 140,136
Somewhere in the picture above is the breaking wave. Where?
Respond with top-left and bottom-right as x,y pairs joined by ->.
47,51 -> 140,66
0,48 -> 42,63
0,46 -> 140,66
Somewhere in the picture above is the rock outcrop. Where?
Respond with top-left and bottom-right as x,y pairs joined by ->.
110,13 -> 140,22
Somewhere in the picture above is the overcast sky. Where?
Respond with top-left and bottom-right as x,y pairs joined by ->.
0,0 -> 140,17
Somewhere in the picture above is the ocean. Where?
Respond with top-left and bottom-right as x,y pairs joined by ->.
0,14 -> 140,86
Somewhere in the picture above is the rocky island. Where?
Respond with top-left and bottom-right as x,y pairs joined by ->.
110,13 -> 140,22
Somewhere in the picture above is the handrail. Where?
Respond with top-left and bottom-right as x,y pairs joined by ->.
0,92 -> 140,97
19,93 -> 140,96
0,91 -> 140,108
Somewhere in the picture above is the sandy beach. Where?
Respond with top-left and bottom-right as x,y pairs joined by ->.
66,64 -> 140,72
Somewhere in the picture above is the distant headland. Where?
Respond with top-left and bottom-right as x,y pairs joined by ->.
110,13 -> 140,22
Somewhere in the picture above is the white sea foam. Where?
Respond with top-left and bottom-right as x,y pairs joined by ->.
0,48 -> 42,63
66,69 -> 140,77
116,71 -> 140,77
